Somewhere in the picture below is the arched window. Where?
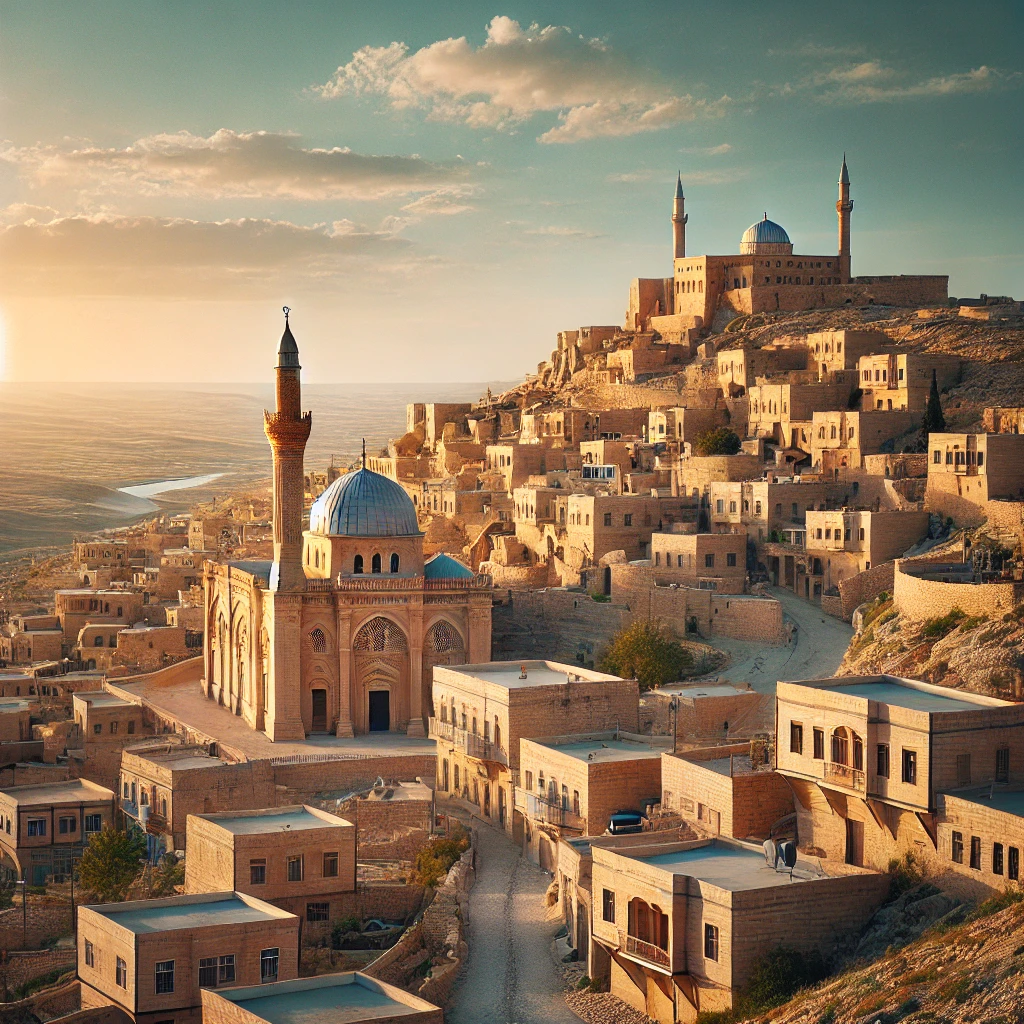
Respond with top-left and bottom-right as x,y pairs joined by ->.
353,554 -> 364,574
354,617 -> 408,653
308,628 -> 327,654
390,553 -> 400,573
371,553 -> 382,573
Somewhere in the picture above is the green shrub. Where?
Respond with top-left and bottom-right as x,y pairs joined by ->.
599,620 -> 694,691
887,853 -> 923,901
966,883 -> 1024,922
693,427 -> 742,457
589,592 -> 610,603
413,822 -> 470,887
920,607 -> 967,639
575,975 -> 591,990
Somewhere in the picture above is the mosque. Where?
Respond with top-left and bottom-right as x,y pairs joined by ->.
628,157 -> 949,331
200,318 -> 492,741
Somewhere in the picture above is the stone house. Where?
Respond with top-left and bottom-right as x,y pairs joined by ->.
716,344 -> 809,396
775,675 -> 1024,871
858,352 -> 961,413
649,531 -> 747,593
806,329 -> 892,374
0,699 -> 32,743
78,891 -> 299,1024
935,789 -> 1024,896
709,478 -> 834,545
926,431 -> 1024,510
747,380 -> 852,449
810,409 -> 918,474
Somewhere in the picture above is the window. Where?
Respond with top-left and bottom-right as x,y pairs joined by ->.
260,948 -> 279,983
933,450 -> 941,464
390,553 -> 400,573
84,814 -> 102,833
970,836 -> 982,870
287,855 -> 303,882
85,940 -> 94,967
623,514 -> 632,527
250,859 -> 267,885
93,723 -> 102,735
877,744 -> 890,779
155,961 -> 174,995
951,831 -> 964,864
27,818 -> 46,837
813,728 -> 824,760
978,452 -> 984,467
110,721 -> 118,735
994,843 -> 1005,875
127,720 -> 135,734
754,501 -> 762,516
902,749 -> 917,785
323,852 -> 339,878
997,747 -> 1010,784
956,753 -> 971,787
525,771 -> 533,790
716,499 -> 724,514
116,957 -> 127,989
371,553 -> 382,573
705,553 -> 715,568
307,902 -> 330,922
1010,847 -> 1020,881
704,923 -> 719,961
602,888 -> 615,923
59,816 -> 77,834
790,722 -> 803,754
353,554 -> 364,574
603,512 -> 612,527
726,552 -> 737,567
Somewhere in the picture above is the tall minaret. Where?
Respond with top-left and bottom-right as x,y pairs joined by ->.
264,307 -> 312,592
837,154 -> 853,283
672,172 -> 687,261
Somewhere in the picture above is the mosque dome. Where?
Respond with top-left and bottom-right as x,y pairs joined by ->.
424,553 -> 474,579
739,215 -> 793,256
309,468 -> 421,538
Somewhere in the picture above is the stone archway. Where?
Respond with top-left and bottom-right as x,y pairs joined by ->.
422,619 -> 466,723
353,617 -> 409,733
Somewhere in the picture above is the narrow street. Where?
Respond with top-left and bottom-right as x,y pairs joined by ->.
447,816 -> 580,1024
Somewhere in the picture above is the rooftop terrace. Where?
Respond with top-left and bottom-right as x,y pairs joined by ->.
0,779 -> 114,806
792,676 -> 1007,713
89,893 -> 292,935
75,692 -> 133,708
949,788 -> 1024,819
0,700 -> 31,713
540,735 -> 669,764
437,659 -> 624,691
201,806 -> 349,836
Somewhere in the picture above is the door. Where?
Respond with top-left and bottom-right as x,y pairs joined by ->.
369,690 -> 390,732
483,784 -> 491,817
845,818 -> 864,867
498,787 -> 506,828
311,689 -> 328,733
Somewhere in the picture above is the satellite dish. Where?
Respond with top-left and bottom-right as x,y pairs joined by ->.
762,838 -> 778,869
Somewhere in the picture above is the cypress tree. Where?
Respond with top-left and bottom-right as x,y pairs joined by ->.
923,368 -> 946,435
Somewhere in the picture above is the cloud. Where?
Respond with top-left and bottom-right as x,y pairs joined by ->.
522,224 -> 603,238
314,15 -> 727,142
813,62 -> 1018,103
0,209 -> 410,297
606,166 -> 747,186
1,129 -> 470,201
400,185 -> 478,217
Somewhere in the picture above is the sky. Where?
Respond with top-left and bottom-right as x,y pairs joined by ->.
0,0 -> 1021,383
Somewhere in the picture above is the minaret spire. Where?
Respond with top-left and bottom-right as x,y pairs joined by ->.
837,154 -> 853,282
264,307 -> 312,592
671,171 -> 688,262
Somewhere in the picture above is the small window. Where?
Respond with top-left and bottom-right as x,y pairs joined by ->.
623,514 -> 632,527
390,553 -> 400,573
307,902 -> 330,922
84,813 -> 102,834
353,554 -> 364,574
155,961 -> 174,995
994,842 -> 1004,875
704,923 -> 719,961
602,888 -> 615,923
127,720 -> 135,734
93,723 -> 102,735
726,552 -> 737,567
1011,847 -> 1020,881
877,744 -> 890,779
260,948 -> 279,983
813,728 -> 824,760
250,859 -> 267,885
116,957 -> 128,988
956,753 -> 971,787
970,836 -> 982,870
996,747 -> 1010,784
790,722 -> 803,755
27,818 -> 46,837
705,553 -> 715,568
85,940 -> 94,967
603,512 -> 612,527
323,852 -> 339,878
902,749 -> 917,785
59,816 -> 77,834
951,831 -> 963,864
287,855 -> 303,882
371,553 -> 382,573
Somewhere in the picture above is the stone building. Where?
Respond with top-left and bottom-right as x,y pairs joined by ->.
429,660 -> 639,833
858,352 -> 961,413
776,675 -> 1024,871
935,788 -> 1024,895
811,409 -> 918,474
0,778 -> 114,883
926,431 -> 1024,510
202,316 -> 492,741
78,892 -> 299,1024
649,531 -> 747,593
184,805 -> 356,927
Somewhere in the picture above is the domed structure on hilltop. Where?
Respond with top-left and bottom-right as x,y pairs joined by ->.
309,467 -> 421,538
739,214 -> 793,256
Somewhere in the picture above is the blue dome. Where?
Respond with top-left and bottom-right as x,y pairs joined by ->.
309,468 -> 421,538
424,553 -> 474,579
740,216 -> 791,250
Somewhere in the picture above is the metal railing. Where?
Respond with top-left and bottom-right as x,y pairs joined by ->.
428,719 -> 508,766
824,761 -> 866,792
622,932 -> 670,968
514,790 -> 585,830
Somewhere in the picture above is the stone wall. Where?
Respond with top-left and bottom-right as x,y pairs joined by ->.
838,560 -> 896,620
893,559 -> 1024,622
0,895 -> 74,949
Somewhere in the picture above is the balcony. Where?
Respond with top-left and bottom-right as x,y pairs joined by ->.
514,790 -> 585,830
621,932 -> 670,968
428,718 -> 509,767
823,761 -> 866,793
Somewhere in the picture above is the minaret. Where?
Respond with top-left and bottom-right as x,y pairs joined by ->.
264,307 -> 312,592
837,154 -> 853,283
672,172 -> 687,261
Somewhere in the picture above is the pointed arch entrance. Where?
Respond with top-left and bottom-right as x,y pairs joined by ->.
353,616 -> 409,733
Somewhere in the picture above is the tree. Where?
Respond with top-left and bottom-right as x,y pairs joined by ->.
599,621 -> 693,691
78,827 -> 147,903
694,427 -> 742,457
922,368 -> 946,435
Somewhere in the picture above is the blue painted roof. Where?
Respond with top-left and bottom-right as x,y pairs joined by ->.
309,468 -> 420,538
741,216 -> 791,247
424,553 -> 474,579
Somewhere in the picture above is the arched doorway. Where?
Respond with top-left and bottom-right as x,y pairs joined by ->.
311,689 -> 328,732
354,617 -> 408,733
368,689 -> 390,732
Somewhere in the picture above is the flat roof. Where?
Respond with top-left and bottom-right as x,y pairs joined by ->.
798,679 -> 992,713
652,684 -> 752,699
629,842 -> 810,892
439,660 -> 624,691
0,700 -> 31,713
687,754 -> 756,777
74,692 -> 132,708
230,976 -> 423,1024
540,737 -> 667,764
205,808 -> 348,835
90,894 -> 290,935
950,789 -> 1024,818
127,747 -> 226,770
0,779 -> 114,805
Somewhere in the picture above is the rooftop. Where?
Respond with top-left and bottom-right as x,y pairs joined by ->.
948,788 -> 1024,819
213,973 -> 434,1024
88,892 -> 293,935
794,677 -> 1004,713
0,778 -> 114,806
74,692 -> 132,708
0,700 -> 31,714
436,660 -> 625,692
651,683 -> 753,699
539,735 -> 668,764
200,806 -> 350,836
